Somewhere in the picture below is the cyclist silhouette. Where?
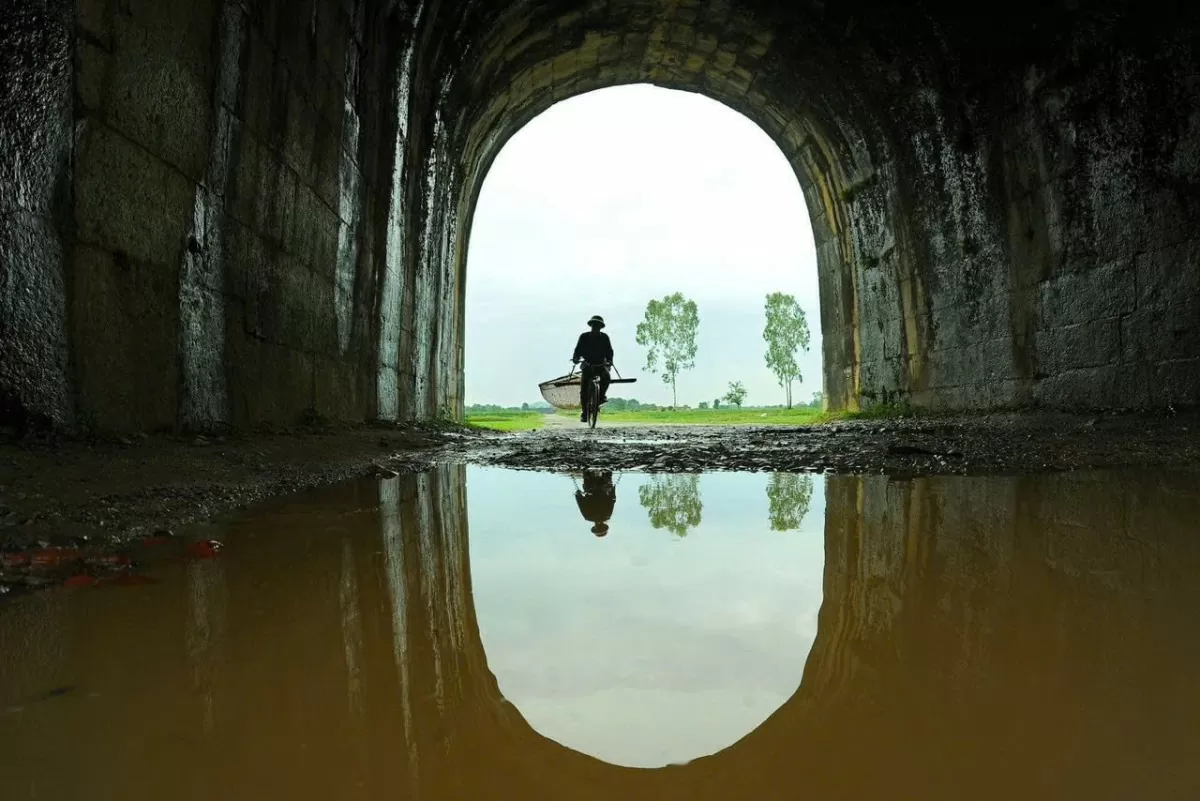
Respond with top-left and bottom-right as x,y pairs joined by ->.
575,470 -> 616,537
571,315 -> 613,422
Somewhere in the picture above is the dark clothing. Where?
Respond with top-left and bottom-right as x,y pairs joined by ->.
572,330 -> 613,365
575,471 -> 616,523
575,490 -> 615,524
573,329 -> 613,410
580,363 -> 611,408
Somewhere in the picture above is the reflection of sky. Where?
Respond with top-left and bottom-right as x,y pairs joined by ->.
467,467 -> 825,768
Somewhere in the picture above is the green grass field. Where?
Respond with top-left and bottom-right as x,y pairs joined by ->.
466,406 -> 828,430
465,412 -> 547,431
574,406 -> 826,425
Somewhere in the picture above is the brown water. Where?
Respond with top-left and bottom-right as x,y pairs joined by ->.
2,466 -> 1200,800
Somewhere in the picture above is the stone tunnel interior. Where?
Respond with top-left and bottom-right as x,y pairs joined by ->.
5,3 -> 1200,797
3,0 -> 1200,433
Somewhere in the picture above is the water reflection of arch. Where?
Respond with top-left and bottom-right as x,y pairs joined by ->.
382,469 -> 905,799
383,467 -> 846,800
386,466 -> 1200,801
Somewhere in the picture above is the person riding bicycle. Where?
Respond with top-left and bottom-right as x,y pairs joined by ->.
571,314 -> 613,423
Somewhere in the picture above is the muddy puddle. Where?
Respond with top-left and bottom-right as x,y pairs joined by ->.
3,466 -> 1200,800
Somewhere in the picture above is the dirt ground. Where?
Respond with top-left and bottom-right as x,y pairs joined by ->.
4,410 -> 1200,595
0,421 -> 467,552
468,410 -> 1200,474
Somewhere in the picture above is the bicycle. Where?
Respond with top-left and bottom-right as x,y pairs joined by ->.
571,359 -> 610,429
538,364 -> 635,427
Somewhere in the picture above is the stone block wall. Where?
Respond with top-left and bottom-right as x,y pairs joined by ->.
0,0 -> 74,427
1011,44 -> 1200,409
68,0 -> 389,431
862,7 -> 1200,410
0,0 -> 463,434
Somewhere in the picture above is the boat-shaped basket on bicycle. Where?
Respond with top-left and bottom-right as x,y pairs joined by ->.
538,371 -> 637,410
538,373 -> 582,409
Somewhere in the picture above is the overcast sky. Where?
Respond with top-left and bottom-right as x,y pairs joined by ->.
464,85 -> 822,408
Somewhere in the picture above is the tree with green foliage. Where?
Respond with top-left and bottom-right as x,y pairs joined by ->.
766,473 -> 814,531
723,381 -> 748,408
808,391 -> 824,409
713,398 -> 721,409
763,292 -> 812,408
635,292 -> 699,408
638,474 -> 702,537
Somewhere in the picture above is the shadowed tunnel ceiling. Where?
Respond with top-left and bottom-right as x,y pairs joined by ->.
1,0 -> 1198,431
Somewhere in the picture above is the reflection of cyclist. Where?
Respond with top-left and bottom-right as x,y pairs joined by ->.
571,315 -> 613,422
575,469 -> 616,537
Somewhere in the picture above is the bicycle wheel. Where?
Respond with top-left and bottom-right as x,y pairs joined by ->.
588,378 -> 600,429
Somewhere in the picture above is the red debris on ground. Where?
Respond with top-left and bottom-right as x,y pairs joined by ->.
185,540 -> 223,559
31,548 -> 80,568
1,551 -> 32,568
1,544 -> 166,597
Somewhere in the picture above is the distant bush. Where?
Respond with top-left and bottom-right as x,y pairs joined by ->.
602,397 -> 642,412
467,402 -> 545,414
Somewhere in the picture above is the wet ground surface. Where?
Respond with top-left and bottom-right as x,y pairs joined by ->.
0,422 -> 468,580
461,410 -> 1200,474
4,410 -> 1200,595
3,464 -> 1200,800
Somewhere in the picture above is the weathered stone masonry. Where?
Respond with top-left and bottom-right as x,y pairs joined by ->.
1,1 -> 74,427
1,0 -> 1198,431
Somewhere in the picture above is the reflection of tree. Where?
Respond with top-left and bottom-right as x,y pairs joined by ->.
638,474 -> 702,537
766,473 -> 814,531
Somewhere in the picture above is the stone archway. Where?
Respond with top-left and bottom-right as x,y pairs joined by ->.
440,1 -> 919,415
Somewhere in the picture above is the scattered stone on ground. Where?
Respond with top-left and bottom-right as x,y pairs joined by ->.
455,411 -> 1200,477
0,421 -> 474,557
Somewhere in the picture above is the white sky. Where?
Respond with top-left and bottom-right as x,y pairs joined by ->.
468,467 -> 825,768
464,85 -> 822,408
